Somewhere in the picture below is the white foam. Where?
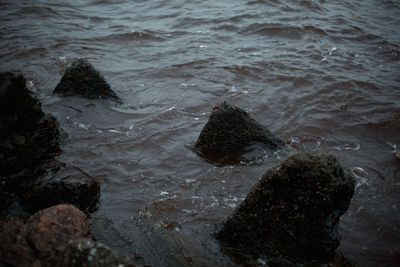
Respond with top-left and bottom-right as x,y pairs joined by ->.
328,47 -> 337,55
185,178 -> 196,183
351,167 -> 369,189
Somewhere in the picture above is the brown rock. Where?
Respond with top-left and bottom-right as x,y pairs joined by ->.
0,204 -> 91,267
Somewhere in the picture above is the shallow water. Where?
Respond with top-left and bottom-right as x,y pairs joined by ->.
1,0 -> 400,266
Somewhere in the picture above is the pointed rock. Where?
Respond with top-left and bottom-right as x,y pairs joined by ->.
0,72 -> 60,214
195,102 -> 286,165
0,71 -> 60,176
54,58 -> 121,103
216,151 -> 355,264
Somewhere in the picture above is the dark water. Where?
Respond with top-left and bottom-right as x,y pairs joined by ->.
1,0 -> 400,266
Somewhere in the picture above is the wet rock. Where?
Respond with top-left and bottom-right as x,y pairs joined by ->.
0,186 -> 12,216
54,58 -> 121,103
0,204 -> 91,267
195,102 -> 286,165
90,214 -> 193,267
0,71 -> 60,178
0,71 -> 61,214
18,164 -> 100,214
216,151 -> 355,264
62,239 -> 141,267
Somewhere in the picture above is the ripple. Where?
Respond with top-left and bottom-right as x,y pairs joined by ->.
241,22 -> 327,39
88,31 -> 165,42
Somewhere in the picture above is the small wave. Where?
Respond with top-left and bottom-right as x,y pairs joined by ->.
241,23 -> 303,39
87,15 -> 112,23
15,47 -> 48,58
90,31 -> 165,42
241,23 -> 326,39
171,58 -> 216,69
298,0 -> 324,12
213,24 -> 240,32
247,0 -> 281,6
303,25 -> 327,36
321,80 -> 379,95
375,46 -> 400,61
88,0 -> 129,4
213,13 -> 259,24
172,17 -> 209,29
329,25 -> 400,51
222,65 -> 263,81
12,6 -> 60,17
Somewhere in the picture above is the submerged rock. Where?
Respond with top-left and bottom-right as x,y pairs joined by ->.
195,102 -> 286,165
90,214 -> 193,267
0,204 -> 91,266
216,151 -> 355,264
54,58 -> 121,103
62,239 -> 141,267
18,164 -> 100,214
0,71 -> 60,178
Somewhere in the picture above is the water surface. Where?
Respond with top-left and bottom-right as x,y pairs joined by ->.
1,0 -> 399,266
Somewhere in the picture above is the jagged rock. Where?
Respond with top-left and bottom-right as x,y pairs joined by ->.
54,58 -> 121,103
195,102 -> 286,165
0,71 -> 60,177
216,151 -> 355,264
0,71 -> 61,213
18,164 -> 100,214
0,204 -> 92,266
61,239 -> 141,267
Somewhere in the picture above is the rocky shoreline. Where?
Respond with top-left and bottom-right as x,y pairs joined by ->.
0,60 -> 356,266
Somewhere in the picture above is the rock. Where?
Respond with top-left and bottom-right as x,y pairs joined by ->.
195,102 -> 286,165
61,239 -> 141,267
0,204 -> 92,267
0,72 -> 101,216
215,151 -> 355,264
0,71 -> 61,213
90,214 -> 193,267
18,164 -> 100,214
0,186 -> 12,216
54,58 -> 121,103
0,71 -> 60,177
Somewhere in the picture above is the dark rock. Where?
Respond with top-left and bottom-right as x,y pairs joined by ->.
0,71 -> 61,214
0,72 -> 102,216
54,58 -> 121,103
195,102 -> 286,165
18,164 -> 100,214
0,71 -> 60,178
216,151 -> 355,264
0,204 -> 92,267
0,186 -> 12,216
90,214 -> 193,267
61,239 -> 141,267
